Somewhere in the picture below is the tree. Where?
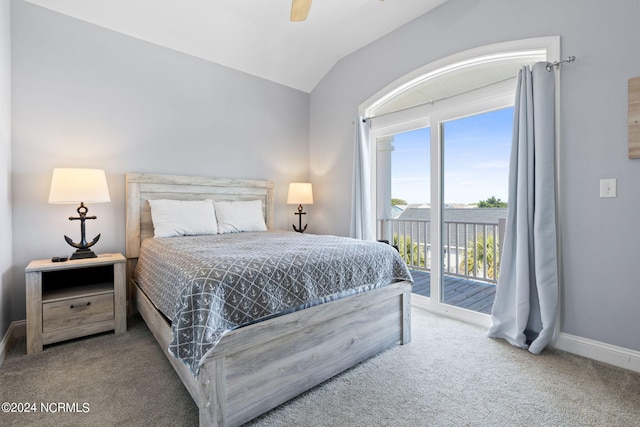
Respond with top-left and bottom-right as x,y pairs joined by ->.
391,198 -> 407,206
478,196 -> 507,208
393,234 -> 426,268
459,234 -> 500,280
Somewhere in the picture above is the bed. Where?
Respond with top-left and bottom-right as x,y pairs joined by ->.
125,173 -> 413,427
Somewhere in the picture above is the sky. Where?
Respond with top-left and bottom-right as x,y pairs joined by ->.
391,107 -> 514,205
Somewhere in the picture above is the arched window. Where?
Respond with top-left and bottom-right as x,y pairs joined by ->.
359,37 -> 559,326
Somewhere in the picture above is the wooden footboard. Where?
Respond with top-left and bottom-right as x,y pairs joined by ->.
134,279 -> 412,427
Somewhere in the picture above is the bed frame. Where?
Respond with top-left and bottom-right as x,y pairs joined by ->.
125,173 -> 412,427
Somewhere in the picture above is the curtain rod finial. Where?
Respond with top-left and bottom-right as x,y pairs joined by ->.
546,55 -> 576,72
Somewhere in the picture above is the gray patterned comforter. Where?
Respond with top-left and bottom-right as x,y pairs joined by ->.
134,230 -> 412,375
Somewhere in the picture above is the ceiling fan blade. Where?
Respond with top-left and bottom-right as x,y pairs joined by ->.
290,0 -> 312,22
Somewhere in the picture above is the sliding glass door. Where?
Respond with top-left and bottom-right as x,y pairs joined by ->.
376,105 -> 513,326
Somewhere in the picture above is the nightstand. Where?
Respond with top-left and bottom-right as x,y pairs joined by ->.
25,253 -> 126,354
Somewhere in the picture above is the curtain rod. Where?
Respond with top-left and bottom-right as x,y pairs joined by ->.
546,55 -> 576,72
362,55 -> 577,123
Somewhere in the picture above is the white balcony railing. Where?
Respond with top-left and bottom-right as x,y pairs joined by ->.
378,218 -> 506,285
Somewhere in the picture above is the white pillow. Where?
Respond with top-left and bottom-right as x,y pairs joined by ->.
214,200 -> 267,234
148,199 -> 218,237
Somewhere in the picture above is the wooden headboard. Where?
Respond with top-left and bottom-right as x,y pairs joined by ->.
125,173 -> 274,286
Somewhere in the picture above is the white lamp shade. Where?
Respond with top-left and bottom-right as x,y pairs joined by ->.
287,183 -> 313,205
48,168 -> 111,204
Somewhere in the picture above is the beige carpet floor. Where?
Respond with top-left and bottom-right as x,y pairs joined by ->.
1,308 -> 640,426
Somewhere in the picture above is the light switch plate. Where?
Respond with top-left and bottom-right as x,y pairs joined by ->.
600,178 -> 617,198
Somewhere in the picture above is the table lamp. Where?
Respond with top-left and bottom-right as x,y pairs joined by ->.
48,168 -> 111,259
287,182 -> 313,233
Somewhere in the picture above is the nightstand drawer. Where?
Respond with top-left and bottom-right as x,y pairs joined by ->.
42,293 -> 114,333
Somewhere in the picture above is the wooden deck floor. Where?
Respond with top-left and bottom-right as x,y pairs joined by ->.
410,269 -> 496,314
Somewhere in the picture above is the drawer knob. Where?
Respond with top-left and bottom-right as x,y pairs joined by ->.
70,302 -> 91,309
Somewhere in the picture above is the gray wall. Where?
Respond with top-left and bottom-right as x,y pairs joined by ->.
309,0 -> 640,352
10,1 -> 310,321
1,0 -> 12,339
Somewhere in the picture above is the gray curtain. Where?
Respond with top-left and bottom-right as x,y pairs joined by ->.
350,117 -> 373,240
487,63 -> 559,354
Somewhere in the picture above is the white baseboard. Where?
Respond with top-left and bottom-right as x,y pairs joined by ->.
553,332 -> 640,374
0,320 -> 25,368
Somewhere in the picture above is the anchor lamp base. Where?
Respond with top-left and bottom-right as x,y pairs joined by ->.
69,247 -> 98,260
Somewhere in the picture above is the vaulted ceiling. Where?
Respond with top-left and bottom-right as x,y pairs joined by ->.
24,0 -> 449,93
